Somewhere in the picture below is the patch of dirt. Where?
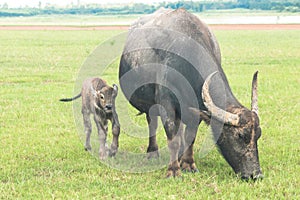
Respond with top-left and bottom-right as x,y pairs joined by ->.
210,24 -> 300,30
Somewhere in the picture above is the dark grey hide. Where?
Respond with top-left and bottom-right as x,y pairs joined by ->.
119,8 -> 263,180
60,77 -> 120,160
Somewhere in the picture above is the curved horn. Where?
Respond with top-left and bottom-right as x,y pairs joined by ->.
202,71 -> 240,126
251,71 -> 259,115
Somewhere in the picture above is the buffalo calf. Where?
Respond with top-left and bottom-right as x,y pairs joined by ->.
60,77 -> 120,160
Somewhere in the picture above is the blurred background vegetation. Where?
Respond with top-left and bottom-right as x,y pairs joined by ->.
0,0 -> 299,17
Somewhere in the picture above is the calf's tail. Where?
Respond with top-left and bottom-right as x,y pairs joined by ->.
59,93 -> 81,102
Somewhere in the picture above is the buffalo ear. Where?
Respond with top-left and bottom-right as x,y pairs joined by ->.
113,84 -> 118,92
90,86 -> 98,98
188,107 -> 211,124
112,84 -> 118,98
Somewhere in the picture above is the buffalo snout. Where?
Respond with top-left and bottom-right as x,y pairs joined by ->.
241,169 -> 264,181
105,104 -> 113,110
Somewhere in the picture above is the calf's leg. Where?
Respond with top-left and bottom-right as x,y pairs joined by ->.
110,117 -> 120,157
94,116 -> 108,160
82,111 -> 92,151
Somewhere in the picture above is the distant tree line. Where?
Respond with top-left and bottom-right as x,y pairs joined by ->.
0,0 -> 299,17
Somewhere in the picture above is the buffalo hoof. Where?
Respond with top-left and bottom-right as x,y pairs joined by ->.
147,151 -> 159,159
99,150 -> 108,160
166,169 -> 181,178
181,161 -> 199,173
84,145 -> 92,151
108,148 -> 117,157
166,162 -> 181,178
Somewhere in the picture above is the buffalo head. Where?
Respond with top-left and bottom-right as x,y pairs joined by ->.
190,71 -> 263,180
91,83 -> 118,114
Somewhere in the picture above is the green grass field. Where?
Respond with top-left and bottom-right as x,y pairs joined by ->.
0,29 -> 299,199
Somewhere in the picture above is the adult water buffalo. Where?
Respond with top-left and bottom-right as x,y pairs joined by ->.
119,8 -> 263,180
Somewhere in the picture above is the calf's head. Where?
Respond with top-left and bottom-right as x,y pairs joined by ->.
91,83 -> 118,113
191,71 -> 263,180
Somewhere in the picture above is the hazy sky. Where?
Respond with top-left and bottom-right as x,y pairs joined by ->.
0,0 -> 180,8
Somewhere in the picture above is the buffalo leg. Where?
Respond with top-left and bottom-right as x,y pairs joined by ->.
110,95 -> 120,157
94,116 -> 108,160
110,117 -> 120,157
146,114 -> 159,159
180,124 -> 199,172
160,106 -> 181,178
177,122 -> 185,161
82,111 -> 92,151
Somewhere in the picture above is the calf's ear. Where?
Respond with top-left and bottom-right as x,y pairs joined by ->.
90,86 -> 98,98
112,84 -> 118,97
113,84 -> 118,92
